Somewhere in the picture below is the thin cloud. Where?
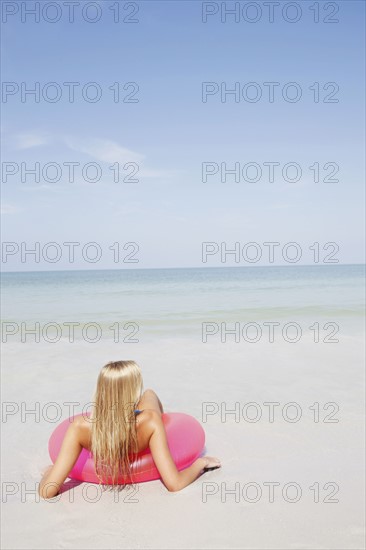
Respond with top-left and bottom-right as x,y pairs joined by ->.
9,132 -> 178,179
64,137 -> 178,179
1,203 -> 22,215
15,132 -> 49,150
64,137 -> 144,164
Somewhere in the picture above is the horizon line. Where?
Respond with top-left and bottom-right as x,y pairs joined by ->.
1,262 -> 365,276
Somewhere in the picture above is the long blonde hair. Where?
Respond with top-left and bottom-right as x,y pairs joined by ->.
90,360 -> 143,485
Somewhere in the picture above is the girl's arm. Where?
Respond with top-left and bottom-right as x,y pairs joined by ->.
145,410 -> 220,492
39,422 -> 82,499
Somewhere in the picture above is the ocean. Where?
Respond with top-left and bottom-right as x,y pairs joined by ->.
1,264 -> 365,342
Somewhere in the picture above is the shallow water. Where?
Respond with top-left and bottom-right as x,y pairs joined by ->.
1,264 -> 364,339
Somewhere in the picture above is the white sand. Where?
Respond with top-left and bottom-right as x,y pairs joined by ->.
1,334 -> 365,549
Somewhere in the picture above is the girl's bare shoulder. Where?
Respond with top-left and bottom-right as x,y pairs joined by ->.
136,409 -> 163,436
70,415 -> 92,447
72,415 -> 92,427
135,410 -> 162,451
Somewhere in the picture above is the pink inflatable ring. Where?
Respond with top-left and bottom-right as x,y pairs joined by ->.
49,412 -> 205,484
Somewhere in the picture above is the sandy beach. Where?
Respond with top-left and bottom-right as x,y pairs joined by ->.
1,265 -> 365,549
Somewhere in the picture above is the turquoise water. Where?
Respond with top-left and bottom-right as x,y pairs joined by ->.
1,265 -> 365,338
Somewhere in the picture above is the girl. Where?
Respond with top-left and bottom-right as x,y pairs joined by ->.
39,360 -> 221,498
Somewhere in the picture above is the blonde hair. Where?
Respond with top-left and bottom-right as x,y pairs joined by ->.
90,360 -> 143,486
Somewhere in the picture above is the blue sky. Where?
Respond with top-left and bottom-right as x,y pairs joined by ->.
1,0 -> 365,270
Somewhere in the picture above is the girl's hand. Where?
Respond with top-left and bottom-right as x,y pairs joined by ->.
202,456 -> 221,470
